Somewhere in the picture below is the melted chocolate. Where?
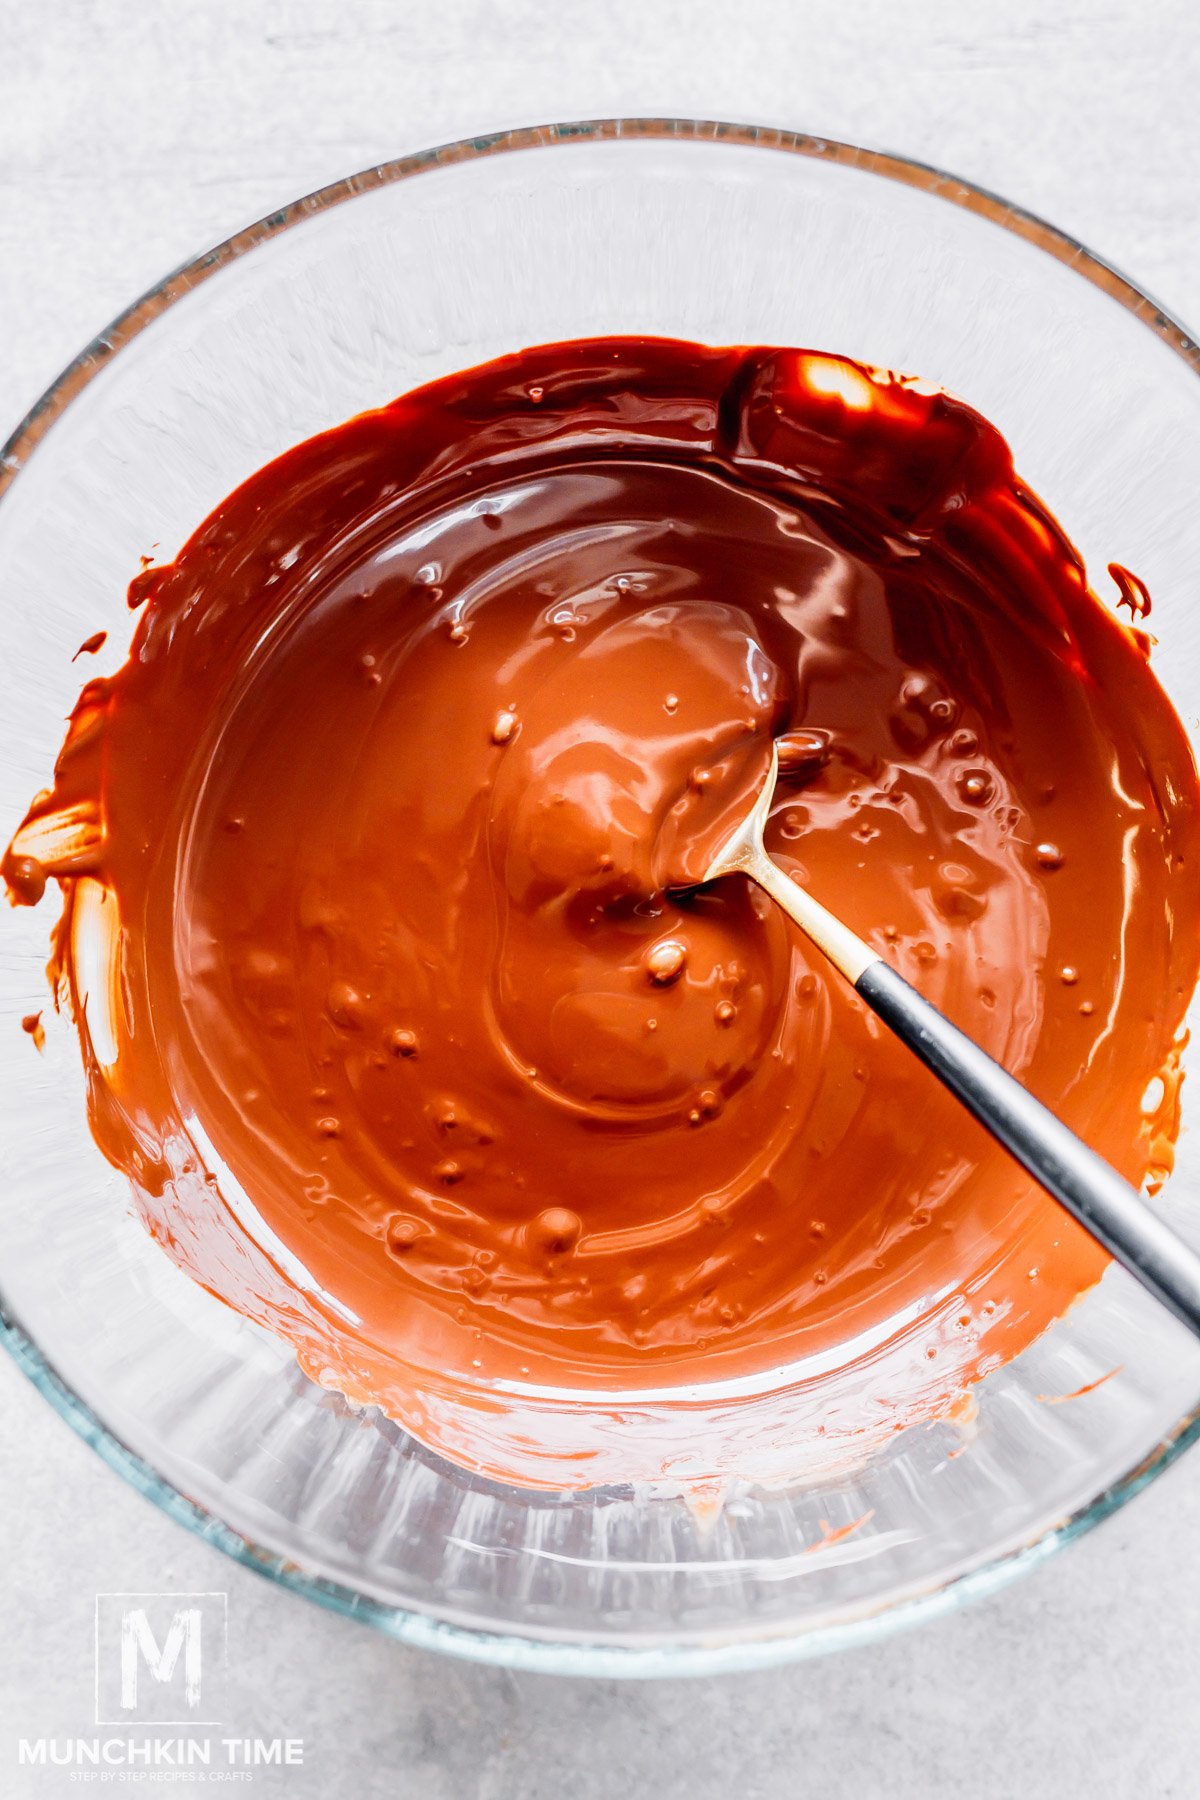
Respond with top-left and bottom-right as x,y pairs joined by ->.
8,338 -> 1200,1479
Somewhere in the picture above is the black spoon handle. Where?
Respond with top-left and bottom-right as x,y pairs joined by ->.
857,959 -> 1200,1340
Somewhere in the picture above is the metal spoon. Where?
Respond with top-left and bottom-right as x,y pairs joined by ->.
697,742 -> 1200,1339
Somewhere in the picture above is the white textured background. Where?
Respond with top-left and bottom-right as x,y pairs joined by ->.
3,4 -> 1200,1795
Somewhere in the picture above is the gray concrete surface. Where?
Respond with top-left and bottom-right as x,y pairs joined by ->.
2,3 -> 1199,1794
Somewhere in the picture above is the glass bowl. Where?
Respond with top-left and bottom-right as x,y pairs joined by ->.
4,118 -> 1200,1676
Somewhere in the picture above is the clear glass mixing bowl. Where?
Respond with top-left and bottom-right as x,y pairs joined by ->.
4,119 -> 1200,1675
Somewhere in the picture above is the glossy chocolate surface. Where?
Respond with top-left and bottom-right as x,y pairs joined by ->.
8,338 -> 1198,1466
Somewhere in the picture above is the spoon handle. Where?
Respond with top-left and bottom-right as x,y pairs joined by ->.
746,849 -> 1200,1339
858,959 -> 1200,1339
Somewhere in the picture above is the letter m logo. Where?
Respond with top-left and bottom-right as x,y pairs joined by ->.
95,1593 -> 227,1725
120,1606 -> 202,1709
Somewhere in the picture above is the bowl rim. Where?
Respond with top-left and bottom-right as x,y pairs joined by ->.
4,114 -> 1200,1678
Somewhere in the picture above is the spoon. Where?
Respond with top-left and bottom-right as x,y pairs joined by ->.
697,742 -> 1200,1339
